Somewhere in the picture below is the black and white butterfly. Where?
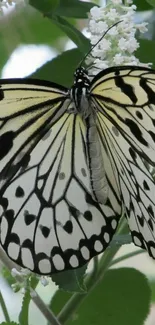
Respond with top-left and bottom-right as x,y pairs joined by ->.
0,62 -> 155,274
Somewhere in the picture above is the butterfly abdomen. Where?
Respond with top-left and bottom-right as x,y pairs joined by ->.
86,114 -> 108,204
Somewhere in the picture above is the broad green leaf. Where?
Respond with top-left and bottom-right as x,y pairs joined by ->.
55,0 -> 96,18
29,0 -> 96,18
62,268 -> 150,325
136,39 -> 155,68
29,0 -> 59,13
20,7 -> 62,45
51,16 -> 90,53
31,48 -> 83,87
146,0 -> 155,7
50,290 -> 72,315
133,0 -> 152,10
148,278 -> 155,302
0,6 -> 64,76
51,265 -> 87,292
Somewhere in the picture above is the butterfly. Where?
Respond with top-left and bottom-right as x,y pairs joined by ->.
0,64 -> 155,275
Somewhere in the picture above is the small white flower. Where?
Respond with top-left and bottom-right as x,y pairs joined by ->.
136,22 -> 148,33
91,35 -> 100,45
0,0 -> 25,12
118,37 -> 128,51
30,290 -> 37,298
89,20 -> 108,34
11,268 -> 21,277
106,8 -> 119,21
113,54 -> 125,65
20,268 -> 31,276
21,287 -> 26,294
90,6 -> 103,20
40,277 -> 49,287
99,39 -> 111,51
94,59 -> 109,70
88,0 -> 149,72
111,0 -> 122,4
126,37 -> 139,53
108,26 -> 118,36
97,21 -> 108,33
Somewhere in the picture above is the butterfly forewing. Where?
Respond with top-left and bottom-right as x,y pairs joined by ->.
0,93 -> 120,274
91,66 -> 155,257
91,67 -> 155,164
0,80 -> 69,189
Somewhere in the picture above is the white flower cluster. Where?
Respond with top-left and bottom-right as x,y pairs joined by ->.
88,0 -> 150,73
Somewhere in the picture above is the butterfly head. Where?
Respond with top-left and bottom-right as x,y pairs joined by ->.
73,66 -> 90,86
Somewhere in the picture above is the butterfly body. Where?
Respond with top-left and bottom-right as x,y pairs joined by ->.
0,66 -> 155,274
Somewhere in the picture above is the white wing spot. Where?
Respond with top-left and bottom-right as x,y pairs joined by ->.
52,254 -> 65,271
133,235 -> 143,247
111,220 -> 117,230
81,246 -> 90,260
69,255 -> 79,268
104,232 -> 110,243
37,179 -> 44,189
94,240 -> 103,252
38,259 -> 51,274
8,242 -> 20,260
0,217 -> 8,245
21,248 -> 34,271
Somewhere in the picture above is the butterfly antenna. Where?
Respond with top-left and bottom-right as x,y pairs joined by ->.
79,20 -> 123,67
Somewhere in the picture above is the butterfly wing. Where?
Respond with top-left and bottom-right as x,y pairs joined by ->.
0,79 -> 69,189
0,79 -> 121,274
91,66 -> 155,257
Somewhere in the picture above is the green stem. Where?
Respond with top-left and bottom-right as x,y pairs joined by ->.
0,291 -> 10,323
110,249 -> 144,267
58,217 -> 128,324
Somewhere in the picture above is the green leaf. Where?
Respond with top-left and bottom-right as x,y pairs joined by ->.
31,48 -> 83,87
29,0 -> 90,53
146,0 -> 155,7
51,16 -> 90,53
18,277 -> 38,325
55,0 -> 96,18
20,6 -> 63,45
29,0 -> 96,18
62,268 -> 150,325
29,0 -> 59,13
50,290 -> 72,315
148,278 -> 155,302
133,0 -> 152,10
136,39 -> 155,68
51,265 -> 87,292
1,267 -> 16,287
0,6 -> 64,76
